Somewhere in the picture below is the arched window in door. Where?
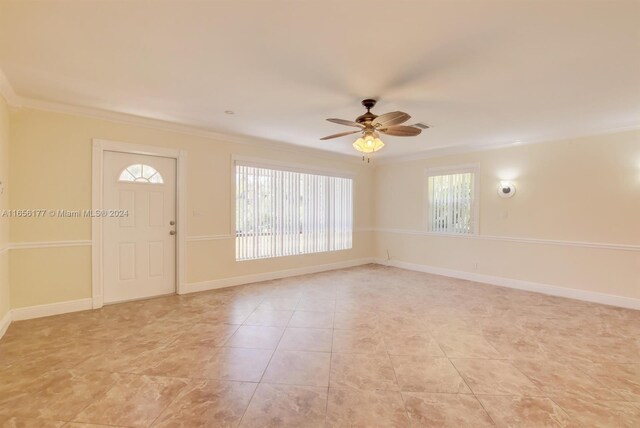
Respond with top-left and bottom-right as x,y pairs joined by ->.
118,164 -> 164,184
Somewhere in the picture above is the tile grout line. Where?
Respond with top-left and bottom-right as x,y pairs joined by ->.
63,421 -> 127,428
545,395 -> 582,426
324,302 -> 336,425
146,378 -> 195,428
381,324 -> 415,426
507,360 -> 594,427
7,267 -> 640,426
469,390 -> 499,426
235,294 -> 298,427
433,321 -> 503,426
63,373 -> 124,426
323,284 -> 341,425
447,357 -> 498,425
221,293 -> 271,428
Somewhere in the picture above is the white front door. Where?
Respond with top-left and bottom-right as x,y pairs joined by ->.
103,151 -> 177,304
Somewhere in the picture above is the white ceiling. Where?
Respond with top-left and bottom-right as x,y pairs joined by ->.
1,0 -> 639,158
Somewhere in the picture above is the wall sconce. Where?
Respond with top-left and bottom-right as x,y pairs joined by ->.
498,181 -> 516,198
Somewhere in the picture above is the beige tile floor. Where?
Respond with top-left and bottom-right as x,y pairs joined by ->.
1,264 -> 639,427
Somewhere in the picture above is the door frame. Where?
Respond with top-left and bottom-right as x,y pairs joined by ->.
91,138 -> 187,309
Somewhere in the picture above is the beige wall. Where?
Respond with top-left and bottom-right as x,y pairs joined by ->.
9,108 -> 374,308
0,96 -> 9,319
374,130 -> 640,299
5,106 -> 639,310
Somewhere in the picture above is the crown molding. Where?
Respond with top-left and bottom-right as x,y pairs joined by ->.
0,67 -> 22,107
5,67 -> 638,165
13,95 -> 364,164
0,68 -> 360,163
375,123 -> 640,165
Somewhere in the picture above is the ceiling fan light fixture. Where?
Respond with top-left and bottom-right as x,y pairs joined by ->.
320,99 -> 424,159
353,134 -> 384,153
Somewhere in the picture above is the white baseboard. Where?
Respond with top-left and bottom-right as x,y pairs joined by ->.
2,260 -> 375,325
0,310 -> 11,340
3,257 -> 634,330
183,257 -> 376,294
11,298 -> 93,321
375,259 -> 640,310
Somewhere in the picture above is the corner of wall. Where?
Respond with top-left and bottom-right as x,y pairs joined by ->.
0,93 -> 12,339
370,129 -> 640,306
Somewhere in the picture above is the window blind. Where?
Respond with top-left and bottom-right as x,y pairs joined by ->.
235,163 -> 353,260
428,171 -> 475,234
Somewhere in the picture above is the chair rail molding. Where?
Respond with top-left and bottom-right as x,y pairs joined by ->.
9,240 -> 92,250
186,234 -> 234,242
375,228 -> 640,252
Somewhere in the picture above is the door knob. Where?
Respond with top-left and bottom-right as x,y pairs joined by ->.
169,230 -> 176,235
169,220 -> 176,226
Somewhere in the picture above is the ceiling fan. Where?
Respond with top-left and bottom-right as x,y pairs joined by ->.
320,99 -> 426,160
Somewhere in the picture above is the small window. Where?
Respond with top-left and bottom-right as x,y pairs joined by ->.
427,166 -> 478,234
118,164 -> 163,184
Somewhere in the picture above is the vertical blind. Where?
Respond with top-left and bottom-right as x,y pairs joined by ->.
428,172 -> 475,234
235,163 -> 353,261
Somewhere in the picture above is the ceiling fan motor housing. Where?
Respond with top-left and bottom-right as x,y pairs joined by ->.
320,98 -> 422,142
356,99 -> 379,124
361,99 -> 377,110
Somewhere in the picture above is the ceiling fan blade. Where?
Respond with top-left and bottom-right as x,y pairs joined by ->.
320,130 -> 361,140
372,111 -> 411,127
326,118 -> 364,128
378,125 -> 422,137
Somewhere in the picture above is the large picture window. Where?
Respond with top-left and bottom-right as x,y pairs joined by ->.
235,162 -> 353,261
427,166 -> 478,234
